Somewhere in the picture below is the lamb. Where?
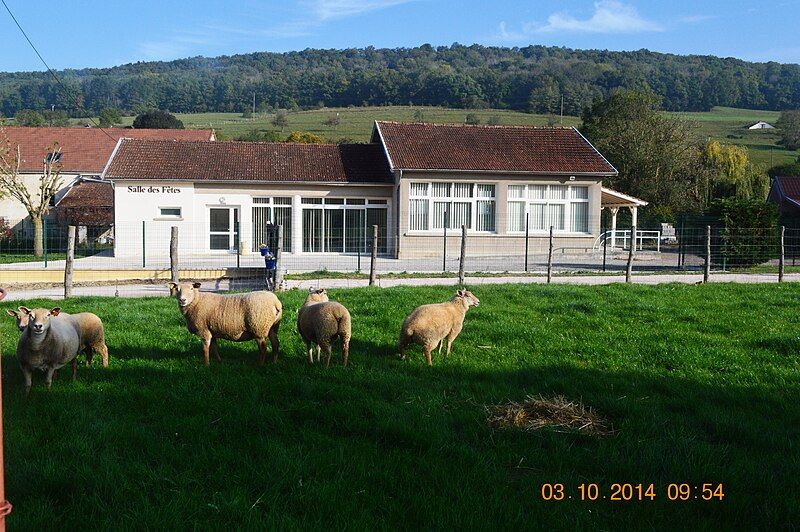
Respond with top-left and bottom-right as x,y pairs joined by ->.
398,289 -> 480,366
7,307 -> 109,367
167,281 -> 282,365
16,307 -> 82,394
296,288 -> 351,368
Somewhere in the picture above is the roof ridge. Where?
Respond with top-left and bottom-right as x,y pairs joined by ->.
375,120 -> 575,130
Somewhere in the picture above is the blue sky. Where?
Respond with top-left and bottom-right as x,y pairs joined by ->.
1,0 -> 798,72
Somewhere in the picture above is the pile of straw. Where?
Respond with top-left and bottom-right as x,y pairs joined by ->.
486,395 -> 615,436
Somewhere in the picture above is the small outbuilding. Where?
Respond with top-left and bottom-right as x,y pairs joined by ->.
768,176 -> 800,223
746,121 -> 775,130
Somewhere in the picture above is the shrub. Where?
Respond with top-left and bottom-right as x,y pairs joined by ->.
709,198 -> 778,267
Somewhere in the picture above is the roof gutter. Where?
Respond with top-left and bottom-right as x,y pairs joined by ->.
394,168 -> 616,177
100,138 -> 124,180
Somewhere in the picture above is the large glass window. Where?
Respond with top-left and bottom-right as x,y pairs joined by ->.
506,184 -> 590,234
252,197 -> 292,252
209,207 -> 239,251
408,182 -> 496,232
301,197 -> 388,253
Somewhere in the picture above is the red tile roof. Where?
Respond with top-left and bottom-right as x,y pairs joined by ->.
104,139 -> 394,184
55,179 -> 114,225
0,126 -> 214,173
776,176 -> 800,204
374,121 -> 617,175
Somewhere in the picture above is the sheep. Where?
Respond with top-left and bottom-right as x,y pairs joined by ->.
0,287 -> 5,301
296,288 -> 351,368
16,307 -> 82,394
167,281 -> 282,366
7,308 -> 109,367
398,289 -> 480,366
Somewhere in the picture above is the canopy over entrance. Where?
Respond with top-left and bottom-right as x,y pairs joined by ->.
600,187 -> 648,250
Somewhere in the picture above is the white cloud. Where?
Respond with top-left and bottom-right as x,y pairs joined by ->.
680,14 -> 717,23
308,0 -> 416,21
137,33 -> 215,61
536,1 -> 662,34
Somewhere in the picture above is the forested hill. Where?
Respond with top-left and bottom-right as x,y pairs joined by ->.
2,44 -> 800,117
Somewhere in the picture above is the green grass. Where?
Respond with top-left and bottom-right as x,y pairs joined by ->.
1,283 -> 798,528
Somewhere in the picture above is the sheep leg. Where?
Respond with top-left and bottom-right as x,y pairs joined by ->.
201,334 -> 212,366
84,346 -> 94,366
256,338 -> 267,366
210,337 -> 221,362
423,346 -> 433,366
437,339 -> 443,356
96,342 -> 109,368
45,367 -> 56,389
342,338 -> 350,367
71,358 -> 77,381
305,340 -> 314,364
316,345 -> 321,363
322,343 -> 332,369
22,367 -> 32,396
268,325 -> 280,364
445,332 -> 459,359
398,335 -> 409,360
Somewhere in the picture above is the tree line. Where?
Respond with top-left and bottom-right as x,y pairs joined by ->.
2,44 -> 800,118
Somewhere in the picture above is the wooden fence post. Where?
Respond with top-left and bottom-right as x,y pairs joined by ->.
704,225 -> 711,284
275,225 -> 284,290
442,210 -> 448,272
547,225 -> 554,283
458,224 -> 467,285
170,226 -> 179,284
369,224 -> 378,286
524,212 -> 529,272
626,224 -> 635,283
64,225 -> 75,298
779,225 -> 785,283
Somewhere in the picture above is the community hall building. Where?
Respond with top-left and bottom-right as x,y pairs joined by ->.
97,121 -> 645,259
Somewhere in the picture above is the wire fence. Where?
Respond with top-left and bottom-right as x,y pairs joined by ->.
0,217 -> 797,299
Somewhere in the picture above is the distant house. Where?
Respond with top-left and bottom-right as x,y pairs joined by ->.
0,126 -> 216,232
746,121 -> 775,130
768,176 -> 800,221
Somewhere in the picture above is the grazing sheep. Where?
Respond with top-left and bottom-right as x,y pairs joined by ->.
17,307 -> 82,393
398,289 -> 480,366
167,282 -> 282,366
7,308 -> 109,367
296,288 -> 351,368
0,287 -> 5,301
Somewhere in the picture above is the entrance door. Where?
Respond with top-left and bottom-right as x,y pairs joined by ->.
209,207 -> 239,251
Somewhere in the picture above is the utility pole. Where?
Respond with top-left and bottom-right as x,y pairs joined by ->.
252,93 -> 256,116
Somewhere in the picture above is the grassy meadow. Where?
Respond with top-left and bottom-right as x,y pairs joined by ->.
1,283 -> 798,529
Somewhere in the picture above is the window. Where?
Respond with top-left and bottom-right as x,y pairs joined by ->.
301,197 -> 388,253
506,184 -> 590,234
408,182 -> 496,232
252,197 -> 292,252
159,207 -> 181,218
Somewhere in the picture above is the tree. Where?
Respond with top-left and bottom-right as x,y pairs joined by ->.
98,107 -> 122,128
272,110 -> 289,132
776,110 -> 800,150
323,114 -> 341,129
487,115 -> 501,126
133,109 -> 184,129
701,141 -> 768,201
285,131 -> 324,144
15,109 -> 45,127
581,90 -> 702,220
465,113 -> 480,125
43,109 -> 70,127
413,109 -> 425,122
0,138 -> 63,258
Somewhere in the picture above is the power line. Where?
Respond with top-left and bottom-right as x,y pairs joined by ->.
1,0 -> 117,141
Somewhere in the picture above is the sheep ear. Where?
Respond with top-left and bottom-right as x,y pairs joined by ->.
192,282 -> 202,289
167,282 -> 177,290
308,287 -> 315,293
50,307 -> 61,316
6,309 -> 17,317
18,306 -> 31,315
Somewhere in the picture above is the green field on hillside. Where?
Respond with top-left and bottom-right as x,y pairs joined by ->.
2,283 -> 799,528
111,105 -> 799,168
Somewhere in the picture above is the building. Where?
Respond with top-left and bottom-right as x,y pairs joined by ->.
102,121 -> 646,259
747,121 -> 775,130
0,126 -> 215,231
768,176 -> 800,222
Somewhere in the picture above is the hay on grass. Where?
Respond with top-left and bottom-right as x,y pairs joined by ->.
486,395 -> 615,436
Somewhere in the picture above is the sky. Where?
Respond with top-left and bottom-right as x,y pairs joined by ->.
0,0 -> 799,72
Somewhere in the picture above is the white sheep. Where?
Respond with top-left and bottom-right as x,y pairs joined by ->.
296,288 -> 351,368
8,308 -> 109,367
398,289 -> 480,366
167,282 -> 283,365
17,307 -> 82,393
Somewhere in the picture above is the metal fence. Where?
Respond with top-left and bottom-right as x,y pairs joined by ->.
0,216 -> 797,299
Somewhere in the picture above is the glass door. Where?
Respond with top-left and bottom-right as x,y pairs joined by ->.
209,207 -> 239,251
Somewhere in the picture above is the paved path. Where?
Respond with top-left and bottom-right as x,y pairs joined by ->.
1,272 -> 795,301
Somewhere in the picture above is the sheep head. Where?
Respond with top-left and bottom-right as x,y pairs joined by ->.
453,289 -> 480,310
304,288 -> 329,305
168,282 -> 202,308
7,307 -> 29,331
25,307 -> 61,336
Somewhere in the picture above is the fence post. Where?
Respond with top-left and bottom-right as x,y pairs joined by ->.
0,285 -> 10,529
64,225 -> 75,298
170,226 -> 179,284
275,225 -> 284,290
524,212 -> 529,272
779,225 -> 785,283
704,225 -> 711,284
678,222 -> 683,268
602,224 -> 608,273
141,220 -> 146,268
547,225 -> 554,283
442,210 -> 448,272
43,219 -> 48,268
626,224 -> 635,283
458,224 -> 467,285
369,224 -> 378,286
235,220 -> 240,269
